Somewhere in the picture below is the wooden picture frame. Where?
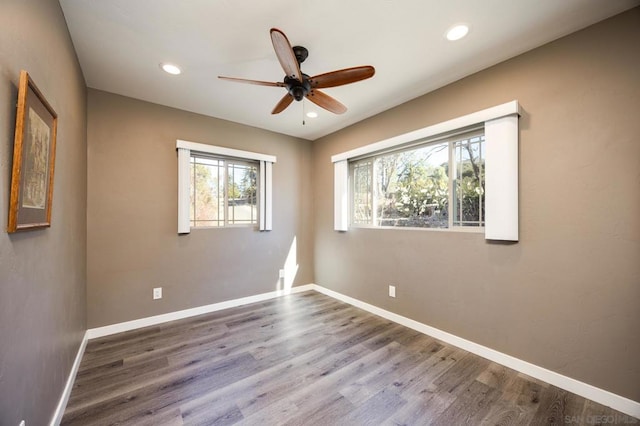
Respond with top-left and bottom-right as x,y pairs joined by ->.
7,70 -> 58,233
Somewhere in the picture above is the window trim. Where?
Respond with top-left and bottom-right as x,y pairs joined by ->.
331,101 -> 519,163
176,140 -> 276,234
177,140 -> 276,163
332,101 -> 520,240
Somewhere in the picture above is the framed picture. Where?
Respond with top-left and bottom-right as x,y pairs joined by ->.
7,70 -> 58,233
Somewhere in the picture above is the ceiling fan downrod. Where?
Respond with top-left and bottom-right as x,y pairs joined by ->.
292,46 -> 309,64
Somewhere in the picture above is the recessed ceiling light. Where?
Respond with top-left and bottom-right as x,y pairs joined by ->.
306,111 -> 318,118
160,63 -> 181,75
446,24 -> 469,41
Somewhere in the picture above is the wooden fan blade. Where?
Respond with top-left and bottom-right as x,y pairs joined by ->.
310,66 -> 375,89
271,94 -> 294,114
306,89 -> 347,114
218,76 -> 285,87
270,28 -> 302,81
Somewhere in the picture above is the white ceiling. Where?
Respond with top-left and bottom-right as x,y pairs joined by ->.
59,0 -> 638,141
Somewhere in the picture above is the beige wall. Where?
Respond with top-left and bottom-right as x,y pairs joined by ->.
0,0 -> 87,424
86,90 -> 314,328
312,9 -> 640,401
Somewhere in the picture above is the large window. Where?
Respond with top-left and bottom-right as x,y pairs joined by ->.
333,101 -> 519,240
190,155 -> 258,228
350,131 -> 485,229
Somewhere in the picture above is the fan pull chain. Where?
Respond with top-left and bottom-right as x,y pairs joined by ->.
302,99 -> 306,126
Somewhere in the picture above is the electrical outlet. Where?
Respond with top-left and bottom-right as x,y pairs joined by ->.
153,287 -> 162,300
389,285 -> 396,298
279,269 -> 285,279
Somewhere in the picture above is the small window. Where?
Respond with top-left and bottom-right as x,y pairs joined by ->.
177,140 -> 275,234
350,131 -> 485,229
190,155 -> 258,228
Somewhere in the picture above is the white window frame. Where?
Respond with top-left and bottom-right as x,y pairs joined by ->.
177,140 -> 276,234
349,129 -> 485,231
332,101 -> 520,241
189,155 -> 259,228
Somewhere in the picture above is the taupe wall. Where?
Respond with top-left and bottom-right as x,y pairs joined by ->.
86,90 -> 314,328
1,4 -> 636,422
312,9 -> 640,401
0,0 -> 87,425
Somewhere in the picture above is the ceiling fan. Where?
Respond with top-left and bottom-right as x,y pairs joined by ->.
218,28 -> 375,115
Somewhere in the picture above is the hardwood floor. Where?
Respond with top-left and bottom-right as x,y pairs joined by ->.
62,291 -> 637,425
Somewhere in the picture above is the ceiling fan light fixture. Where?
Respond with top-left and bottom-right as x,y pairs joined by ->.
160,63 -> 182,75
446,24 -> 469,41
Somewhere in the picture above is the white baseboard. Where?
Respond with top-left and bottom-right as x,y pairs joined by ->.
50,330 -> 89,426
311,284 -> 640,420
86,284 -> 315,339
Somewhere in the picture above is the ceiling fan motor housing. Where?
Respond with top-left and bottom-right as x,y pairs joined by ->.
285,75 -> 311,101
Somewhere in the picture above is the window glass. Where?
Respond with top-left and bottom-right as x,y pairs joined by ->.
227,162 -> 258,225
375,141 -> 449,228
190,155 -> 258,228
350,132 -> 484,229
453,135 -> 485,227
352,160 -> 373,225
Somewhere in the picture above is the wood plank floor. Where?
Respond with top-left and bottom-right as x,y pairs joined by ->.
62,291 -> 637,425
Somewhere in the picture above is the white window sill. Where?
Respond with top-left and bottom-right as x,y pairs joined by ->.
189,225 -> 258,231
349,224 -> 484,233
